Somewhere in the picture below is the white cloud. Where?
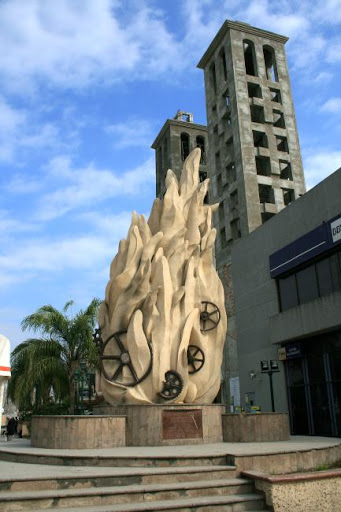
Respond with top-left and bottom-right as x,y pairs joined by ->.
0,210 -> 38,237
234,0 -> 309,39
36,155 -> 155,220
105,119 -> 154,148
321,97 -> 341,113
303,150 -> 341,189
0,97 -> 71,163
0,0 -> 186,92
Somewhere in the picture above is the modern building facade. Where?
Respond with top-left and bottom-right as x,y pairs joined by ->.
151,110 -> 209,198
197,20 -> 306,403
232,167 -> 341,437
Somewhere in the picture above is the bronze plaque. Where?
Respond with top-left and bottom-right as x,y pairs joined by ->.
162,409 -> 203,440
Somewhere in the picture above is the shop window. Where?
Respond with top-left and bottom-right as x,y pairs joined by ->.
181,132 -> 190,161
263,45 -> 278,82
277,248 -> 341,312
256,156 -> 271,176
219,47 -> 228,81
250,105 -> 265,123
296,266 -> 319,304
210,62 -> 217,94
273,110 -> 285,128
231,218 -> 241,240
248,82 -> 262,99
253,130 -> 268,148
258,184 -> 275,204
280,160 -> 293,180
226,162 -> 236,183
243,40 -> 258,76
283,188 -> 295,205
276,135 -> 289,152
196,135 -> 206,164
278,274 -> 298,311
330,253 -> 341,291
270,87 -> 282,103
316,259 -> 333,297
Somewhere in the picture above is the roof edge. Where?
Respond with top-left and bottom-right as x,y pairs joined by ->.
197,20 -> 289,69
151,119 -> 207,149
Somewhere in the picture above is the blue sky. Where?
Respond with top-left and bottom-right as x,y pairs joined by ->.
1,0 -> 341,350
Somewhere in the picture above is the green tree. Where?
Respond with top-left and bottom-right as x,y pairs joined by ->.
9,298 -> 101,414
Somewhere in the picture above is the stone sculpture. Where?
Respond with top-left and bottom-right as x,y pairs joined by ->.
98,148 -> 227,404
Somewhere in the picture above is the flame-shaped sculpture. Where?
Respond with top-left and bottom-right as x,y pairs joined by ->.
98,148 -> 227,404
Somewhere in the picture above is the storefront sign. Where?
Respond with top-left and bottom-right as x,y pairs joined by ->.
331,217 -> 341,243
270,213 -> 341,278
286,343 -> 302,359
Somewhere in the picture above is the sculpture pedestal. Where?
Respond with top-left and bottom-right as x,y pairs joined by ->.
94,404 -> 225,446
222,413 -> 290,442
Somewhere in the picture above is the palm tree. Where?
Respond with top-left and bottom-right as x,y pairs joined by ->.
9,298 -> 101,414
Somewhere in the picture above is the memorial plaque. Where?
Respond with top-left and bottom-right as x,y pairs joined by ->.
162,409 -> 203,440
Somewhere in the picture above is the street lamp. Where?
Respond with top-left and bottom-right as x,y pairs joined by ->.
261,360 -> 280,412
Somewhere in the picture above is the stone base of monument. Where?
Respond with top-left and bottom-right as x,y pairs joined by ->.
93,404 -> 225,446
31,415 -> 126,449
222,412 -> 290,442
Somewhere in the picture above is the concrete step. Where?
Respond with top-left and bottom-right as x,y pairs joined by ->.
1,492 -> 266,511
0,465 -> 237,492
0,450 -> 228,468
0,478 -> 257,511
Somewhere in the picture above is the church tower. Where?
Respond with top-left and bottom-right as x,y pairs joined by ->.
197,20 -> 306,403
151,110 -> 209,198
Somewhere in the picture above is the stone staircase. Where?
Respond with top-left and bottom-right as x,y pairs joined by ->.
0,463 -> 268,511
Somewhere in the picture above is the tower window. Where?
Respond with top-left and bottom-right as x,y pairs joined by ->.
270,88 -> 282,103
250,105 -> 265,123
225,136 -> 234,156
263,46 -> 278,82
226,162 -> 236,183
283,188 -> 295,205
199,170 -> 207,182
158,146 -> 163,169
220,227 -> 227,248
256,156 -> 271,176
261,212 -> 275,224
217,174 -> 222,196
219,47 -> 228,81
215,151 -> 221,171
258,184 -> 275,204
279,160 -> 293,180
273,110 -> 285,128
243,40 -> 258,76
222,88 -> 230,107
230,190 -> 238,208
210,62 -> 217,94
248,82 -> 262,99
196,135 -> 206,164
181,132 -> 190,160
231,218 -> 241,240
276,135 -> 289,152
253,130 -> 268,148
219,202 -> 224,222
164,137 -> 168,166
